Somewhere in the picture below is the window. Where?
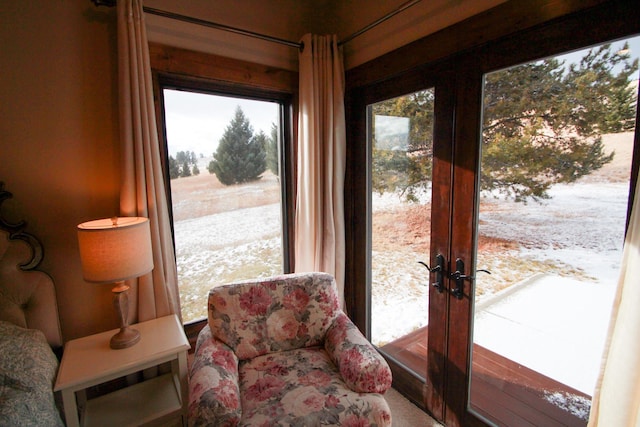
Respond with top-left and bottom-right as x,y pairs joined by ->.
151,49 -> 297,323
470,37 -> 640,426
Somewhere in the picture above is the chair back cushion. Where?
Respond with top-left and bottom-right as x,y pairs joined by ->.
208,272 -> 341,360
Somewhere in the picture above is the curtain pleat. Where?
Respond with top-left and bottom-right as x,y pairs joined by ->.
588,176 -> 640,426
117,0 -> 181,323
294,34 -> 346,306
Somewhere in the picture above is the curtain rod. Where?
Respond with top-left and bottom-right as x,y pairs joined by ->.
339,0 -> 422,46
91,0 -> 422,49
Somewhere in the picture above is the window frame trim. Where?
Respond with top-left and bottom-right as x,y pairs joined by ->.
150,45 -> 298,332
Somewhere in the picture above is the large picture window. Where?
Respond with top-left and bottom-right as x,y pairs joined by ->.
159,85 -> 292,324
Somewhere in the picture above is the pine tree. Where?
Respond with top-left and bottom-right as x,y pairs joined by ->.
372,90 -> 434,202
208,106 -> 266,185
169,155 -> 179,180
481,43 -> 637,201
371,43 -> 638,202
180,160 -> 191,177
266,123 -> 279,175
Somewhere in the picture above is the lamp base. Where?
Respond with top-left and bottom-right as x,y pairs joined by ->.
110,281 -> 140,350
110,326 -> 140,349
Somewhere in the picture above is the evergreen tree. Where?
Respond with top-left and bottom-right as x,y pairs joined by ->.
372,43 -> 638,201
372,90 -> 434,202
180,160 -> 191,177
169,155 -> 179,180
176,151 -> 188,165
192,163 -> 200,176
266,123 -> 279,175
208,106 -> 266,185
481,43 -> 637,201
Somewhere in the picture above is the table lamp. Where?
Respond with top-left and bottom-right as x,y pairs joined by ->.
77,217 -> 153,349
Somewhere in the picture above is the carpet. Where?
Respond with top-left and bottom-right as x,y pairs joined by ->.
385,387 -> 442,426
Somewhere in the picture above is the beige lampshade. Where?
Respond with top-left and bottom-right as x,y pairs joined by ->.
77,217 -> 154,284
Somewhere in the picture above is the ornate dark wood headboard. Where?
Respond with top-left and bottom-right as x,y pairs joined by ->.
0,182 -> 44,270
0,182 -> 63,348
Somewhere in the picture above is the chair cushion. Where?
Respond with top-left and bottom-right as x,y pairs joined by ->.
239,346 -> 392,426
208,272 -> 340,360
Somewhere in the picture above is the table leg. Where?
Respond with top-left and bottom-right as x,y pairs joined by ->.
61,388 -> 79,427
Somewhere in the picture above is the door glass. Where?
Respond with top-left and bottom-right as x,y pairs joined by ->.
471,37 -> 639,426
369,89 -> 435,378
163,89 -> 285,324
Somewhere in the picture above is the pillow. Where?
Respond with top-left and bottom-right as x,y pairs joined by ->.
0,320 -> 63,426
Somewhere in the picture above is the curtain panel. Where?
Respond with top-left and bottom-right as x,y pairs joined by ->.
117,0 -> 181,323
294,34 -> 347,306
588,171 -> 640,426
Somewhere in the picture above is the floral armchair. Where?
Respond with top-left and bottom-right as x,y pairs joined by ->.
189,272 -> 393,426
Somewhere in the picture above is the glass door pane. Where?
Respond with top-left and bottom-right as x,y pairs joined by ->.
471,37 -> 639,426
370,89 -> 435,379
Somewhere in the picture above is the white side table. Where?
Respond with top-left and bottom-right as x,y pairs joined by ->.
54,314 -> 190,427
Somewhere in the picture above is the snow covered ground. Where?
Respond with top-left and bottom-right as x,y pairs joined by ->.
369,179 -> 627,398
473,179 -> 628,396
474,274 -> 615,396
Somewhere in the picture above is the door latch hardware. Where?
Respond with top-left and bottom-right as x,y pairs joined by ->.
450,258 -> 492,299
451,258 -> 467,299
418,254 -> 446,293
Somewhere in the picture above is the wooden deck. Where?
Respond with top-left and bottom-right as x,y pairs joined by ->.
381,326 -> 590,427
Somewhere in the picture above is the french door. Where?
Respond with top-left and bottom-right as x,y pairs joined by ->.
346,6 -> 640,427
347,66 -> 457,409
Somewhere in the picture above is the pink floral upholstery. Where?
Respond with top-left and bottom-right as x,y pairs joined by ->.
189,272 -> 392,426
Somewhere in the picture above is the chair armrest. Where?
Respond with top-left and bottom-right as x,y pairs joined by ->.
189,325 -> 242,426
324,312 -> 392,393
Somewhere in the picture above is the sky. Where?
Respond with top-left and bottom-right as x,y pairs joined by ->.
551,35 -> 640,74
163,89 -> 279,157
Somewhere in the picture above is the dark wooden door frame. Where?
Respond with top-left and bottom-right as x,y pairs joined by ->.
345,1 -> 640,425
344,61 -> 456,412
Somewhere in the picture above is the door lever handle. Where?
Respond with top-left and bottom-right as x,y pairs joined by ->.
418,254 -> 446,293
450,258 -> 467,299
450,259 -> 492,299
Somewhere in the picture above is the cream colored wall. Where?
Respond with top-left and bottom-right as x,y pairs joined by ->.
1,0 -> 121,340
0,0 -> 500,342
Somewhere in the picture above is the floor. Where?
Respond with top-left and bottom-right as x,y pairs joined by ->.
385,387 -> 442,426
381,273 -> 613,426
383,328 -> 590,426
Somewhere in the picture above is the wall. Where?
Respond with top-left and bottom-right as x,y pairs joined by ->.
144,0 -> 312,71
0,0 -> 501,342
1,0 -> 120,340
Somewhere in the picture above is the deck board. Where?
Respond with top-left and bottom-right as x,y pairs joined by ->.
380,326 -> 590,427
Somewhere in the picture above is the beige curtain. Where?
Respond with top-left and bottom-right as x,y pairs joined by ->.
117,0 -> 181,323
294,34 -> 346,305
588,175 -> 640,426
